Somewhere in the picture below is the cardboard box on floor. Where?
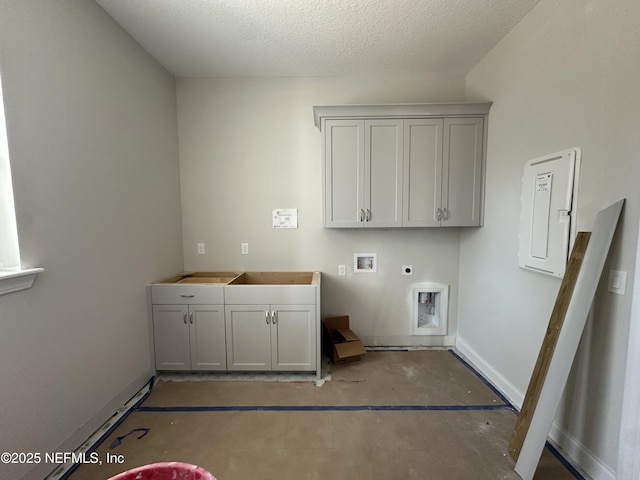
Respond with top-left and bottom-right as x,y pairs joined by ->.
322,316 -> 366,364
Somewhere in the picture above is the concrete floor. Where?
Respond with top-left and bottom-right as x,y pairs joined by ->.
65,351 -> 581,480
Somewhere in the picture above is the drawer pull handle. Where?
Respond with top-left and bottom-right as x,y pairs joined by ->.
180,294 -> 195,298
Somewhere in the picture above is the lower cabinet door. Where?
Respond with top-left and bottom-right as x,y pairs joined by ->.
271,305 -> 317,372
190,305 -> 226,371
152,305 -> 190,370
225,305 -> 271,370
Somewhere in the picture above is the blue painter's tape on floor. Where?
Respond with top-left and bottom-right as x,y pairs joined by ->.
59,377 -> 155,480
545,441 -> 587,480
448,350 -> 584,480
448,349 -> 514,408
135,403 -> 515,413
59,357 -> 584,480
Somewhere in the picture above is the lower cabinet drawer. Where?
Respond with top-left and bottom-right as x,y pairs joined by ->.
150,285 -> 224,305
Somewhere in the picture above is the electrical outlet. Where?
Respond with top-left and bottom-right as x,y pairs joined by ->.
402,265 -> 413,276
338,264 -> 346,276
197,243 -> 205,255
241,243 -> 249,255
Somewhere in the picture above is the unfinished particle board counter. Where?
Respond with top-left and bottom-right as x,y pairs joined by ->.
225,271 -> 319,303
147,271 -> 321,378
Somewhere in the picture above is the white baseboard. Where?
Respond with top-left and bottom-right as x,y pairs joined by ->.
549,423 -> 615,480
24,370 -> 153,480
455,335 -> 614,480
455,335 -> 524,408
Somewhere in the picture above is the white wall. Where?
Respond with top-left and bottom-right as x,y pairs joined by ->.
177,76 -> 467,346
617,219 -> 640,479
459,1 -> 640,478
0,1 -> 183,478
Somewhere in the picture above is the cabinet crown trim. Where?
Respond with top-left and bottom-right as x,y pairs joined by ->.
313,102 -> 492,130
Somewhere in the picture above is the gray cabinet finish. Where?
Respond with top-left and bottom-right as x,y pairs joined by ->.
152,304 -> 226,371
225,304 -> 317,372
316,103 -> 490,228
148,272 -> 321,376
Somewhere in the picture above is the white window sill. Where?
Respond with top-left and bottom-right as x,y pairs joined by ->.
0,268 -> 44,296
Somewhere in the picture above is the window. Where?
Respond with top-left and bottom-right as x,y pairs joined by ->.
0,72 -> 20,271
0,71 -> 42,294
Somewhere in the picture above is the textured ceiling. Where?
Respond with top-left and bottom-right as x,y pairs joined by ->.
96,0 -> 541,78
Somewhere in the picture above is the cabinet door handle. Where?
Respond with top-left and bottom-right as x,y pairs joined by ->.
272,311 -> 277,325
180,294 -> 195,298
189,312 -> 194,324
365,209 -> 371,222
265,310 -> 270,324
436,208 -> 442,221
183,312 -> 188,324
443,208 -> 449,221
359,209 -> 365,222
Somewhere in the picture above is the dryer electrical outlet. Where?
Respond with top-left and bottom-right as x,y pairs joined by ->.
519,148 -> 580,278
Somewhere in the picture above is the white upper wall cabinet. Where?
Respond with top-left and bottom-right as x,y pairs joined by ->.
314,103 -> 491,228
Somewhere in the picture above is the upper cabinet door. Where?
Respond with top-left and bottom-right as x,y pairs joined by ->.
364,119 -> 403,228
403,119 -> 444,227
323,119 -> 365,227
442,117 -> 484,227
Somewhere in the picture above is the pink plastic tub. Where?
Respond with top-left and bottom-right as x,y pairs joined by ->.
106,462 -> 216,480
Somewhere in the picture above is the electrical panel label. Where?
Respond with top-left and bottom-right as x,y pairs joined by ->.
535,173 -> 552,193
531,173 -> 553,259
272,209 -> 298,228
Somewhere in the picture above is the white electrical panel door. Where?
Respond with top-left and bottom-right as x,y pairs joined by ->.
519,148 -> 580,277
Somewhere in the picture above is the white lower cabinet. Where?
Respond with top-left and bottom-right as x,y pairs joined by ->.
152,304 -> 226,371
149,272 -> 321,376
225,304 -> 317,372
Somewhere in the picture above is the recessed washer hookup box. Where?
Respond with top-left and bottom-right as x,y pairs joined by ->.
322,316 -> 366,364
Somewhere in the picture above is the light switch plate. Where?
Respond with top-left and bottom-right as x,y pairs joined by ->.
197,243 -> 205,255
608,270 -> 627,295
338,265 -> 346,276
241,243 -> 249,255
